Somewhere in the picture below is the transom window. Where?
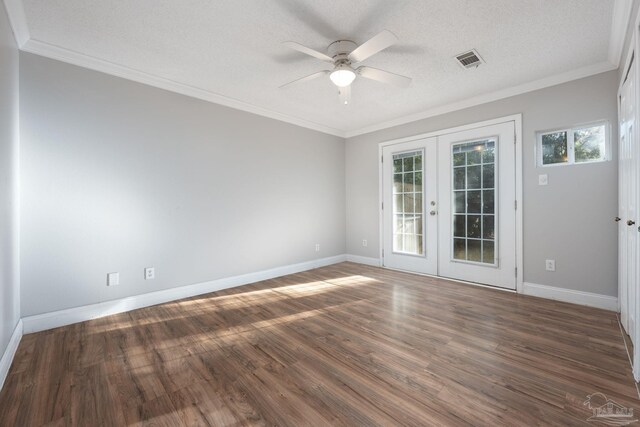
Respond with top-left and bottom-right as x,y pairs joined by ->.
537,122 -> 609,166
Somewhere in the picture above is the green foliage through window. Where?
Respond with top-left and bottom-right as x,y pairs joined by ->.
539,124 -> 607,166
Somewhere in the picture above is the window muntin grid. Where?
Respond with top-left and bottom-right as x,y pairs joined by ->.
451,139 -> 497,265
392,150 -> 424,255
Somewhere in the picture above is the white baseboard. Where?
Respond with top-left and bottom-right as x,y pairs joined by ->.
22,254 -> 347,334
345,254 -> 381,267
523,282 -> 618,311
0,319 -> 23,390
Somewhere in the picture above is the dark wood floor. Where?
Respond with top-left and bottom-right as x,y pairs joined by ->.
0,262 -> 638,426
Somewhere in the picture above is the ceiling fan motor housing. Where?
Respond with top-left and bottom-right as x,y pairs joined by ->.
327,40 -> 357,63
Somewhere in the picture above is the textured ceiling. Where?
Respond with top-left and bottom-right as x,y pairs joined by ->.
20,0 -> 617,135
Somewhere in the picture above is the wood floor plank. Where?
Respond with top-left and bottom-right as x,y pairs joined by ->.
1,262 -> 638,426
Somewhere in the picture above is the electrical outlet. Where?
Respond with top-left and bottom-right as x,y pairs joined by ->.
144,267 -> 155,280
545,259 -> 556,272
315,243 -> 320,252
107,272 -> 119,286
538,174 -> 548,186
362,239 -> 368,247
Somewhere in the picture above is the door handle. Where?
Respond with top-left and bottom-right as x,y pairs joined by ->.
628,220 -> 636,226
615,217 -> 621,222
430,211 -> 437,216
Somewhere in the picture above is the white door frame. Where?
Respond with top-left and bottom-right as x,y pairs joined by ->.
378,114 -> 524,293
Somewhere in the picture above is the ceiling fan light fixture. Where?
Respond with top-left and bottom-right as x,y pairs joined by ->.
329,67 -> 356,87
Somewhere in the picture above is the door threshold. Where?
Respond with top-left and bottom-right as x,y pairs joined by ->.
381,265 -> 517,293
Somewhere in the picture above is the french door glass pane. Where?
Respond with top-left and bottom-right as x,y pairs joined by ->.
451,140 -> 497,264
392,150 -> 424,255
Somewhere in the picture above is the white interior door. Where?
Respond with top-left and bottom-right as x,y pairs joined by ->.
437,122 -> 517,289
382,138 -> 438,275
619,60 -> 637,342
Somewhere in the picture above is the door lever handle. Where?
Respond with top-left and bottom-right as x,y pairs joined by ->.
628,220 -> 636,226
615,217 -> 621,222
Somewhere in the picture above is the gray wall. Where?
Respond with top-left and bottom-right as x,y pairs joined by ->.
0,4 -> 20,355
346,71 -> 619,296
20,52 -> 345,316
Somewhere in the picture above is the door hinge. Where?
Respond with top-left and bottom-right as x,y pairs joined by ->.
382,249 -> 384,257
381,155 -> 384,163
381,202 -> 384,210
515,267 -> 518,278
514,200 -> 518,210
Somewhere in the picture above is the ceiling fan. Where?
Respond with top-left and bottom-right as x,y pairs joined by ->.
280,30 -> 412,105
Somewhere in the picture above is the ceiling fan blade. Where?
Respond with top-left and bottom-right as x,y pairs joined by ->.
348,30 -> 398,63
283,41 -> 333,63
338,85 -> 351,105
279,70 -> 329,88
357,66 -> 411,87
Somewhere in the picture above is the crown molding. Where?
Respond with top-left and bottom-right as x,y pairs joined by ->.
344,61 -> 617,138
21,39 -> 346,138
3,0 -> 29,47
6,0 -> 630,139
609,0 -> 633,66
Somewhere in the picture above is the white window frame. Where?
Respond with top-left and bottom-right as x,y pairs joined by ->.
536,121 -> 610,167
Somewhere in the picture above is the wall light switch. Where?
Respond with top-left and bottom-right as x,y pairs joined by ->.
144,267 -> 155,280
538,174 -> 548,186
107,272 -> 119,286
362,239 -> 368,247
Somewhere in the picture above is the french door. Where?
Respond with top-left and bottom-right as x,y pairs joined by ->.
382,138 -> 437,275
382,121 -> 517,290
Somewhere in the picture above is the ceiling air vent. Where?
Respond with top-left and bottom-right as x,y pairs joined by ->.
455,49 -> 484,69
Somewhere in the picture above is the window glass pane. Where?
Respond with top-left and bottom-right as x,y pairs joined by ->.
541,131 -> 568,165
482,190 -> 494,214
454,168 -> 465,190
403,194 -> 415,213
451,139 -> 497,265
403,172 -> 414,192
467,240 -> 482,262
454,191 -> 465,213
415,155 -> 422,171
482,164 -> 494,189
393,173 -> 403,193
454,215 -> 466,237
403,157 -> 414,172
467,215 -> 481,238
467,191 -> 481,213
482,215 -> 495,239
467,165 -> 481,189
467,150 -> 481,165
453,152 -> 465,166
483,240 -> 495,263
482,145 -> 495,163
574,125 -> 605,163
393,158 -> 403,173
415,193 -> 423,214
414,171 -> 423,192
453,239 -> 466,260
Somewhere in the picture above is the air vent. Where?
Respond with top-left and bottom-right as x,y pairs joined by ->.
455,49 -> 484,69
